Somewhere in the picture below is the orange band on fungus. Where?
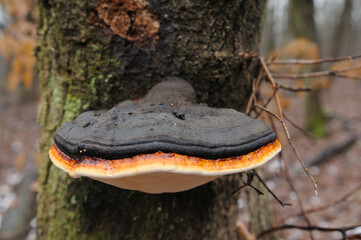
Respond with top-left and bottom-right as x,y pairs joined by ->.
49,139 -> 281,178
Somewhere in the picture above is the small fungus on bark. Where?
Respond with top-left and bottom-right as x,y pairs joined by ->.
49,77 -> 281,193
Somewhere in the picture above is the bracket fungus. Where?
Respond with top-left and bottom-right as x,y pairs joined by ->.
49,77 -> 281,193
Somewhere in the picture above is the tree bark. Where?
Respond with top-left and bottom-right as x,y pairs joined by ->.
36,0 -> 271,239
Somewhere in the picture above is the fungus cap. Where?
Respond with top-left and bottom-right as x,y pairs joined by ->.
49,77 -> 281,193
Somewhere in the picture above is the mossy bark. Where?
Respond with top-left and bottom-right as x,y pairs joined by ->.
36,0 -> 272,239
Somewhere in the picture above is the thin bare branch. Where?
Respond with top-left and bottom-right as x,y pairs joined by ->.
255,105 -> 318,195
252,170 -> 292,207
254,67 -> 264,88
346,233 -> 361,240
283,182 -> 361,220
282,153 -> 313,230
260,56 -> 283,117
258,224 -> 361,239
260,112 -> 314,238
272,64 -> 361,79
254,87 -> 278,119
278,84 -> 312,92
259,107 -> 313,232
333,74 -> 361,81
226,173 -> 264,202
267,54 -> 361,65
245,90 -> 255,115
246,68 -> 264,115
237,221 -> 256,240
283,114 -> 316,138
250,72 -> 316,235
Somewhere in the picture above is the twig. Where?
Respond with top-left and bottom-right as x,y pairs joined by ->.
252,170 -> 292,207
260,57 -> 283,117
249,69 -> 316,238
246,72 -> 316,237
346,233 -> 361,240
226,171 -> 291,208
267,54 -> 361,65
248,59 -> 318,239
257,101 -> 314,238
271,64 -> 361,79
280,150 -> 314,233
246,68 -> 264,115
255,104 -> 318,195
225,173 -> 264,202
273,125 -> 315,238
308,135 -> 357,167
257,224 -> 361,239
237,221 -> 256,240
283,114 -> 316,139
257,54 -> 361,240
281,182 -> 361,220
226,185 -> 250,202
333,74 -> 361,81
254,87 -> 278,119
245,89 -> 255,115
246,73 -> 258,114
258,101 -> 314,239
278,84 -> 312,92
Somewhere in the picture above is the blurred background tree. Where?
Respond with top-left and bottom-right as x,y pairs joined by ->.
261,0 -> 361,138
0,0 -> 37,99
288,0 -> 327,137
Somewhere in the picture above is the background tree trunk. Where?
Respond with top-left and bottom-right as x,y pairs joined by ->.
330,0 -> 353,57
289,0 -> 327,137
36,0 -> 272,239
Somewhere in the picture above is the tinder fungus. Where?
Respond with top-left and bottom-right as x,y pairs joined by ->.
49,77 -> 281,193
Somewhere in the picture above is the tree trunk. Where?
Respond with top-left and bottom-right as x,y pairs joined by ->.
260,4 -> 276,57
289,0 -> 327,137
330,0 -> 353,57
36,0 -> 272,239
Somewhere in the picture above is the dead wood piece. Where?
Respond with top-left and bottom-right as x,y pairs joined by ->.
308,135 -> 357,167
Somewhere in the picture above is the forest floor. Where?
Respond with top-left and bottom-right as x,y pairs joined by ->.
0,90 -> 39,240
257,77 -> 361,239
0,77 -> 360,240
